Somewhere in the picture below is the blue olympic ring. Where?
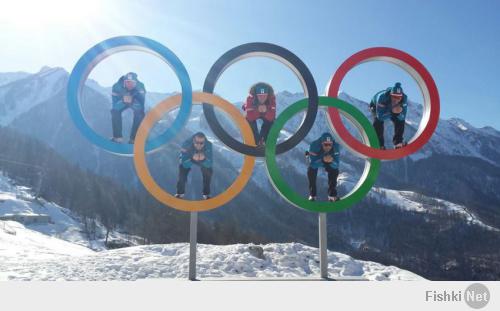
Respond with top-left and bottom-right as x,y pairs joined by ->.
67,36 -> 192,155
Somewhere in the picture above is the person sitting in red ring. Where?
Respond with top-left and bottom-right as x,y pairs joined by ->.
242,82 -> 276,146
369,82 -> 408,150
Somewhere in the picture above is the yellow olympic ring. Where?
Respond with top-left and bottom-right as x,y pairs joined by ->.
133,92 -> 256,212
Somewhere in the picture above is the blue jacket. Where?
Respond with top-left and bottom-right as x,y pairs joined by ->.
308,133 -> 340,170
111,75 -> 146,111
179,133 -> 213,169
370,88 -> 408,121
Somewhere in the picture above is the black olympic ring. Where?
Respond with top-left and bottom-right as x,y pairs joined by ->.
202,42 -> 319,157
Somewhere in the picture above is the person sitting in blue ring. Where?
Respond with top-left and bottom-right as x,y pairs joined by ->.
110,72 -> 146,144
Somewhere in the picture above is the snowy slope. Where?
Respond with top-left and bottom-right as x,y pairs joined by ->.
0,172 -> 136,251
0,171 -> 423,281
0,222 -> 422,281
369,187 -> 500,232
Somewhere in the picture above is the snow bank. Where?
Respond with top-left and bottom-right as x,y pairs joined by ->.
0,223 -> 422,281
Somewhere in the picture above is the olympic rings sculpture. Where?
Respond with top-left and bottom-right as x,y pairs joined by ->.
67,36 -> 440,213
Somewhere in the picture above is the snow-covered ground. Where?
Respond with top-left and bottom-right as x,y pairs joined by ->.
0,171 -> 423,281
0,173 -> 137,251
0,220 -> 422,281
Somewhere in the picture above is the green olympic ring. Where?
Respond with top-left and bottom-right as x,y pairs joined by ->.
265,96 -> 381,213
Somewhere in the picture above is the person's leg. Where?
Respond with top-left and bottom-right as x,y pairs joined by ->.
325,165 -> 339,197
260,120 -> 274,144
307,167 -> 318,197
130,107 -> 145,141
201,166 -> 213,196
111,106 -> 126,139
176,165 -> 190,195
373,118 -> 385,148
392,115 -> 405,146
248,120 -> 260,145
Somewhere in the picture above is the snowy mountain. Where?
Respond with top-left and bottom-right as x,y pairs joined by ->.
0,71 -> 30,87
1,67 -> 500,280
0,66 -> 67,125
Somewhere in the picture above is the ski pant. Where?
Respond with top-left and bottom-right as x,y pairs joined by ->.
307,165 -> 338,197
111,105 -> 145,140
373,114 -> 405,147
248,119 -> 274,144
176,164 -> 212,196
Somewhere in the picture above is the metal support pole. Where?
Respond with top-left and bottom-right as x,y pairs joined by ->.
189,211 -> 198,281
319,212 -> 328,279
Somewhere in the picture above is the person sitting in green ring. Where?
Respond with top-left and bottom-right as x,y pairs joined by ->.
306,132 -> 340,202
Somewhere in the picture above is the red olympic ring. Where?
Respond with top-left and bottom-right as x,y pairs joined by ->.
326,47 -> 440,160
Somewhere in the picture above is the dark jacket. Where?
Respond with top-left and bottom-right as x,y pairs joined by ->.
369,88 -> 408,122
179,133 -> 213,169
308,132 -> 340,170
242,82 -> 276,122
111,74 -> 146,111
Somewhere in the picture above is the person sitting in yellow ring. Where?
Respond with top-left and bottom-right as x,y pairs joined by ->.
175,132 -> 213,200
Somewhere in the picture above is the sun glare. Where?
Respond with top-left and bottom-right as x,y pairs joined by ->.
0,0 -> 103,29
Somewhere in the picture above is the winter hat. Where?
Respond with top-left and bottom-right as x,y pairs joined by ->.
193,132 -> 207,140
124,72 -> 138,82
390,82 -> 403,97
254,83 -> 269,95
320,132 -> 335,144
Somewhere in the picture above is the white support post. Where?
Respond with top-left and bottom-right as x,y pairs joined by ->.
189,211 -> 198,281
319,212 -> 328,279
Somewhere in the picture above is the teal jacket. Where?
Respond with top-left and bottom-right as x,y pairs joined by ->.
111,76 -> 146,111
370,88 -> 408,121
308,133 -> 340,170
179,133 -> 213,169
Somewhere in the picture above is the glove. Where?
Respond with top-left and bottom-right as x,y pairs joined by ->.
323,155 -> 333,163
257,104 -> 267,113
392,105 -> 403,114
123,95 -> 133,105
192,152 -> 206,162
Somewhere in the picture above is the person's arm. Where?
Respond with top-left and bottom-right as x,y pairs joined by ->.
265,96 -> 277,121
308,140 -> 323,165
179,139 -> 193,167
333,143 -> 340,168
376,95 -> 391,119
201,142 -> 213,168
376,98 -> 387,108
242,96 -> 253,111
111,84 -> 122,105
132,83 -> 146,106
399,95 -> 408,120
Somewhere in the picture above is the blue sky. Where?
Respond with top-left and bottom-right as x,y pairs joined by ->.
1,0 -> 499,129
